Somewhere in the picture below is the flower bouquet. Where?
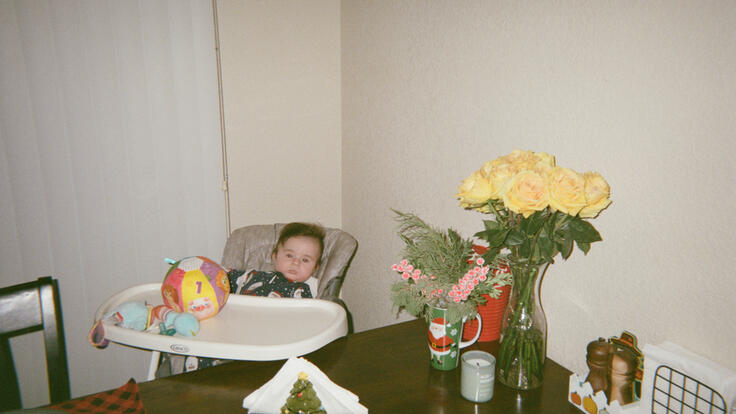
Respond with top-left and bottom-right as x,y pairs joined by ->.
457,149 -> 611,389
389,210 -> 509,325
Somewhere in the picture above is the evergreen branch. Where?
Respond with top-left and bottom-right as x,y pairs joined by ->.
393,210 -> 472,279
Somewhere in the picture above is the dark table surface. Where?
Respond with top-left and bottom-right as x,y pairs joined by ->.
134,319 -> 579,413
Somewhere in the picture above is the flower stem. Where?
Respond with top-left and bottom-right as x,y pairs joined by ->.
487,199 -> 507,227
497,262 -> 546,389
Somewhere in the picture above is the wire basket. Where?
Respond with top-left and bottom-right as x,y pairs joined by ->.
652,365 -> 727,414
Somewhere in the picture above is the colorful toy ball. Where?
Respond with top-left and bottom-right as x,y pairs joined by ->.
161,256 -> 230,321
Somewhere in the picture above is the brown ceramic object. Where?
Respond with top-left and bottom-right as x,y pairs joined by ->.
608,346 -> 637,405
585,338 -> 611,394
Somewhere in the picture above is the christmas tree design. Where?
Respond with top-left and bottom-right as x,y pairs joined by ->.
280,371 -> 326,414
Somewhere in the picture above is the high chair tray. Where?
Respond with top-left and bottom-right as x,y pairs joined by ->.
94,283 -> 348,360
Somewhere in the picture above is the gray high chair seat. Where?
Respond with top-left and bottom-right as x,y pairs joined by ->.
221,223 -> 358,309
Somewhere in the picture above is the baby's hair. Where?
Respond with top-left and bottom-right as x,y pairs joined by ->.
273,222 -> 326,264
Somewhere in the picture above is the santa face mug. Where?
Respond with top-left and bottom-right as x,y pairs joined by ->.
427,306 -> 482,370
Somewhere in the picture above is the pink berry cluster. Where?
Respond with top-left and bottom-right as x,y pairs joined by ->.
448,257 -> 490,302
392,257 -> 491,303
392,259 -> 435,281
391,259 -> 444,298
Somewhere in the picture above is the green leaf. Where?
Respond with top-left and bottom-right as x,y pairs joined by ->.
475,220 -> 499,242
554,226 -> 569,241
554,211 -> 571,228
553,215 -> 571,240
519,238 -> 533,257
577,241 -> 591,254
568,217 -> 602,243
483,219 -> 502,232
475,228 -> 510,248
521,211 -> 546,235
537,229 -> 556,261
556,237 -> 574,259
489,228 -> 510,247
482,248 -> 500,263
506,229 -> 526,246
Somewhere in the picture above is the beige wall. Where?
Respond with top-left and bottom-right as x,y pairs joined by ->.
341,1 -> 736,375
218,0 -> 342,230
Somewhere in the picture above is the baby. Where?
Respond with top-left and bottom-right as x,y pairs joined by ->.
229,222 -> 325,298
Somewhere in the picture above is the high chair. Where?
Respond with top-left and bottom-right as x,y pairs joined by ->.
93,224 -> 358,381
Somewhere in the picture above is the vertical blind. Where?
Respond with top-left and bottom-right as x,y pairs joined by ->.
0,0 -> 225,405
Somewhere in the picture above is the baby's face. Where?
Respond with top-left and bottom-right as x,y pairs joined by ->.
272,236 -> 321,283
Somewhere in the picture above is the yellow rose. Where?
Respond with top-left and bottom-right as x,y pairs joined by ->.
456,171 -> 493,208
484,153 -> 512,170
547,167 -> 587,216
533,152 -> 556,173
503,150 -> 537,171
484,157 -> 508,171
491,150 -> 555,173
502,171 -> 549,218
504,149 -> 535,164
485,162 -> 518,199
479,159 -> 497,176
579,172 -> 612,218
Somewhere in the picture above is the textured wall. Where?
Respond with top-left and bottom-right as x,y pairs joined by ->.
341,1 -> 736,374
218,0 -> 342,229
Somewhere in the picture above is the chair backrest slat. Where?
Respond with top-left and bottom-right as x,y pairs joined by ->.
0,276 -> 70,410
0,283 -> 44,336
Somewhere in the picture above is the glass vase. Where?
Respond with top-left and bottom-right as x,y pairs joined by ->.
497,261 -> 549,390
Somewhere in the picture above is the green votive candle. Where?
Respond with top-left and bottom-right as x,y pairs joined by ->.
461,351 -> 495,403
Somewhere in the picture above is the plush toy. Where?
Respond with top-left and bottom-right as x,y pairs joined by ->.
107,301 -> 151,331
89,256 -> 229,349
151,305 -> 199,337
88,301 -> 200,348
161,256 -> 230,321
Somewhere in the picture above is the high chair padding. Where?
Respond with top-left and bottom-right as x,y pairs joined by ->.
221,224 -> 358,301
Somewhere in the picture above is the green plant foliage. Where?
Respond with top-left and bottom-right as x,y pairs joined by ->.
474,203 -> 602,265
389,210 -> 510,325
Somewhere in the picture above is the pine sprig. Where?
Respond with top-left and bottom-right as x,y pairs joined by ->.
393,210 -> 473,279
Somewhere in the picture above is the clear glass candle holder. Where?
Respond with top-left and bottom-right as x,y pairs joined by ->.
461,350 -> 495,403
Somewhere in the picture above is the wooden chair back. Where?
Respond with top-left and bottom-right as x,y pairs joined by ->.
0,276 -> 70,410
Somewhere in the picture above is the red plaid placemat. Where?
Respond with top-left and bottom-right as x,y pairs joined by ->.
50,379 -> 145,414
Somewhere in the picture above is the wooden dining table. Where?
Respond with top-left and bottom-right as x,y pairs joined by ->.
131,319 -> 579,413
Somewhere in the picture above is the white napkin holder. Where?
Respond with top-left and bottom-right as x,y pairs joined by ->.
243,357 -> 368,414
640,342 -> 734,414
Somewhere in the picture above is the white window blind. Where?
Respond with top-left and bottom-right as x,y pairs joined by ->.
0,0 -> 225,406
